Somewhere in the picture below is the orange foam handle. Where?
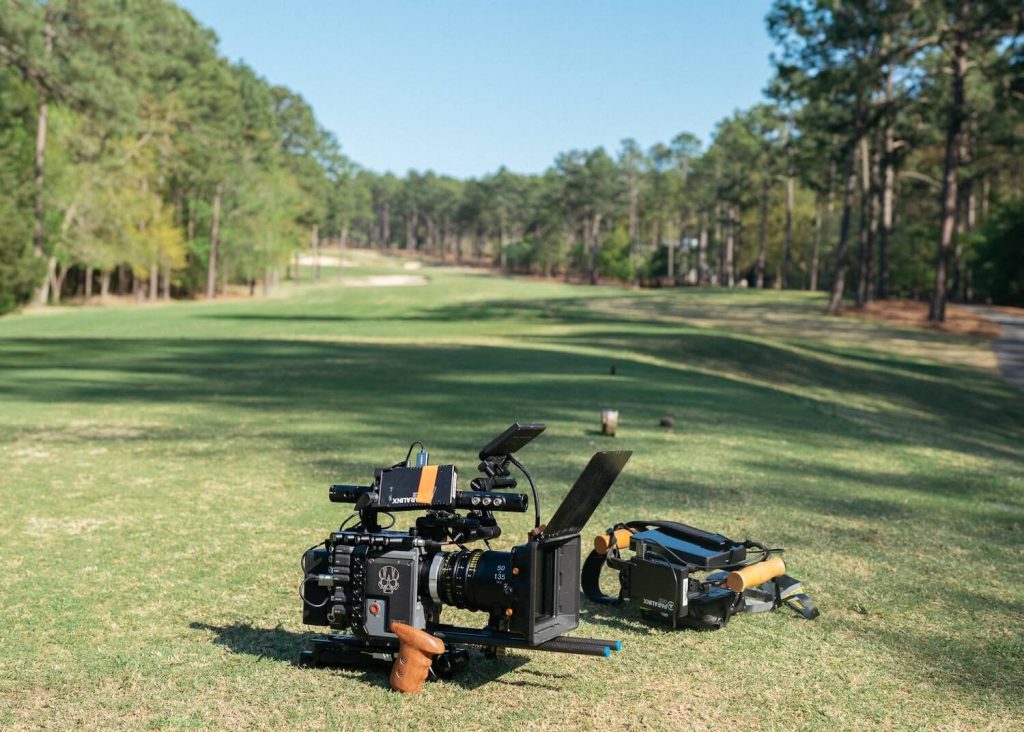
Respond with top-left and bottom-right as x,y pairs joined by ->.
726,556 -> 786,593
389,622 -> 445,693
593,528 -> 633,555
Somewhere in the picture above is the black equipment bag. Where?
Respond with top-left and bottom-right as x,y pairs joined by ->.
581,520 -> 818,626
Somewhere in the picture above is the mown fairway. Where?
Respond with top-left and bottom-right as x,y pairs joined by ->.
1,254 -> 1022,730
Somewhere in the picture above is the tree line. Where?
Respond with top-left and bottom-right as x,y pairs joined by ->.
1,0 -> 1022,317
0,0 -> 346,311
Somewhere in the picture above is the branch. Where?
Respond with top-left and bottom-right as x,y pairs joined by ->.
899,170 -> 941,189
59,201 -> 78,235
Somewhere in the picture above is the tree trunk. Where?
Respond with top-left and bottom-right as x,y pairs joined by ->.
963,171 -> 976,301
589,211 -> 602,285
756,178 -> 768,288
32,22 -> 54,305
499,214 -> 508,271
714,203 -> 724,286
85,266 -> 94,300
438,219 -> 448,263
930,15 -> 968,322
678,218 -> 688,284
825,158 -> 836,291
206,184 -> 222,299
866,143 -> 879,305
733,206 -> 743,286
100,270 -> 110,301
405,212 -> 416,250
426,215 -> 437,256
878,124 -> 895,300
725,207 -> 736,288
562,228 -> 572,282
47,257 -> 63,304
381,202 -> 391,249
118,263 -> 128,295
628,185 -> 639,260
828,144 -> 859,315
877,60 -> 896,300
311,223 -> 320,283
33,95 -> 50,305
698,218 -> 709,286
784,174 -> 794,289
856,135 -> 872,308
162,265 -> 171,300
951,128 -> 974,302
187,196 -> 197,242
655,218 -> 663,275
149,263 -> 158,302
810,197 -> 822,291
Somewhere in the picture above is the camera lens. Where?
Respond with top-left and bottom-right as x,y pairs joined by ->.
428,549 -> 513,613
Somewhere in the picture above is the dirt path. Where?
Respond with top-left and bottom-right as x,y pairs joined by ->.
970,306 -> 1024,392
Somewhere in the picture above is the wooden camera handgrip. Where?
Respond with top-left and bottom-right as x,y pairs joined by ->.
389,622 -> 445,693
725,555 -> 786,593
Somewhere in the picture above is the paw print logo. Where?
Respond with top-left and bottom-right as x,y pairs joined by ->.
378,565 -> 400,595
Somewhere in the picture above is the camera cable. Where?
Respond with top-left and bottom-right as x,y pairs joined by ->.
506,454 -> 540,529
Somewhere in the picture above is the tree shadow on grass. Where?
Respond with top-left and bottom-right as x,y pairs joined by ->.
535,329 -> 1023,462
861,624 -> 1024,715
2,334 -> 1020,476
187,621 -> 541,690
0,336 -> 871,446
198,314 -> 368,323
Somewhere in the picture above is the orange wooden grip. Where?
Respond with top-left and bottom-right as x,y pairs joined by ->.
594,528 -> 633,555
725,556 -> 786,592
389,622 -> 445,693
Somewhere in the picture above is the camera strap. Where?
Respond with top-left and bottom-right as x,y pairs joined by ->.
581,547 -> 624,605
783,591 -> 819,620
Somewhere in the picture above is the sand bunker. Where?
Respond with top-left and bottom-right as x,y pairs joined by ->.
295,254 -> 360,267
342,274 -> 427,287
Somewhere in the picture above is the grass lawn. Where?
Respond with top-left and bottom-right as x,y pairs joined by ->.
1,252 -> 1022,730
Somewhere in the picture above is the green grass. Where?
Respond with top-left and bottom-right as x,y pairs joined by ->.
1,251 -> 1022,730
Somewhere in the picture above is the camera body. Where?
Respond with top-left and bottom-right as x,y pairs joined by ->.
299,423 -> 632,671
301,527 -> 582,647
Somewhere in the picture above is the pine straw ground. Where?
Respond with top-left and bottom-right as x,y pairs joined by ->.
0,252 -> 1021,731
841,299 -> 1002,339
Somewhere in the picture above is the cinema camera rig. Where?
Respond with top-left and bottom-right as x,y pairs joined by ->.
299,423 -> 631,691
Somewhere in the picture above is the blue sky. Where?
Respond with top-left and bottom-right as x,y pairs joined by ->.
178,1 -> 776,178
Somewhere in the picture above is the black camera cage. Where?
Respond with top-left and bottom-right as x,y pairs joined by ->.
300,423 -> 632,673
